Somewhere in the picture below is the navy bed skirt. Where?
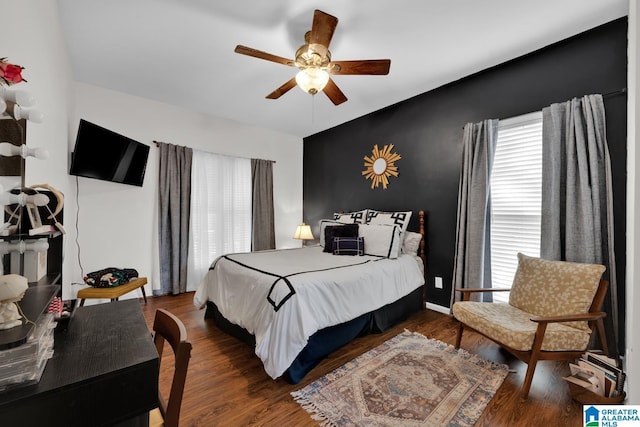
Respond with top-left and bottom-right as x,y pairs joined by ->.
204,286 -> 423,384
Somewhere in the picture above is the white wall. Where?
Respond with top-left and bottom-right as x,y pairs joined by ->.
67,83 -> 303,299
626,0 -> 639,404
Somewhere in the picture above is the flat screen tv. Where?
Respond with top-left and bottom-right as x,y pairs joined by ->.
69,119 -> 150,187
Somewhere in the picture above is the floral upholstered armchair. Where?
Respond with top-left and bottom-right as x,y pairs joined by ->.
452,253 -> 608,398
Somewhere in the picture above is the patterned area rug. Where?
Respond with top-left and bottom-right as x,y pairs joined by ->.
291,331 -> 509,426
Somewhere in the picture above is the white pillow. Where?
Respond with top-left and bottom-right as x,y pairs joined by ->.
366,210 -> 412,239
333,209 -> 368,224
401,231 -> 422,256
358,223 -> 401,259
318,219 -> 342,247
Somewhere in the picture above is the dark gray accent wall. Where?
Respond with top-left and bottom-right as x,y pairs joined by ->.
303,17 -> 627,344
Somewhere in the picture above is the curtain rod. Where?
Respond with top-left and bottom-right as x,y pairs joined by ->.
460,89 -> 628,128
152,140 -> 275,163
603,87 -> 627,98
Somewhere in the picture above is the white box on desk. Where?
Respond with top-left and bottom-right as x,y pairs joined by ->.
10,249 -> 47,282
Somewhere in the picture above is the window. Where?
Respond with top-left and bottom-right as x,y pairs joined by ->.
490,112 -> 542,302
186,150 -> 252,291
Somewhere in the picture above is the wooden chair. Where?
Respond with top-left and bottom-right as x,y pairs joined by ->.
452,253 -> 608,399
149,309 -> 193,427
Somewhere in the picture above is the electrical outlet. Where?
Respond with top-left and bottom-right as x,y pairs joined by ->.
435,276 -> 443,289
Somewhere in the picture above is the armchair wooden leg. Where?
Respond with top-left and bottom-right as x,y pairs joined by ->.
455,322 -> 464,349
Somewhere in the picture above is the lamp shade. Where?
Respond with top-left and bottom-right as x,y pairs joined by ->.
295,68 -> 329,95
293,223 -> 314,240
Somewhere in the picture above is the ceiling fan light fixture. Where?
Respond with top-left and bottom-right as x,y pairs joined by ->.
295,68 -> 329,95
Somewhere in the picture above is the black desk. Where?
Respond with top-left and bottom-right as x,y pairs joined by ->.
0,299 -> 159,427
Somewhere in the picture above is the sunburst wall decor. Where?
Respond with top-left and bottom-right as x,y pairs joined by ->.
362,144 -> 401,190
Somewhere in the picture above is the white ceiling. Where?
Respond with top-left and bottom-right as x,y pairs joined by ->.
57,0 -> 628,138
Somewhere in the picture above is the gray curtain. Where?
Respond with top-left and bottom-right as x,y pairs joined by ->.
251,159 -> 275,251
451,119 -> 499,305
157,142 -> 193,295
541,94 -> 618,355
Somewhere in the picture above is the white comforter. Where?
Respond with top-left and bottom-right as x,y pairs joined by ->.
193,245 -> 425,379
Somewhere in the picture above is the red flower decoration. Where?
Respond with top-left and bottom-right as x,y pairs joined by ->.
0,57 -> 26,86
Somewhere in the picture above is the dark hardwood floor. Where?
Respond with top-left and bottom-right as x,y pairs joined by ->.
139,292 -> 585,426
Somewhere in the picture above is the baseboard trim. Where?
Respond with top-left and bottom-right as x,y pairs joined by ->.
426,302 -> 451,315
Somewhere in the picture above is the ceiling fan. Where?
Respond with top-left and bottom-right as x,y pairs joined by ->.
234,9 -> 391,106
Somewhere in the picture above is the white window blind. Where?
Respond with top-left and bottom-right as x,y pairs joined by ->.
490,112 -> 542,302
187,149 -> 252,291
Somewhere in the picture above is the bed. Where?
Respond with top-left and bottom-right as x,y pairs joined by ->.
194,210 -> 427,384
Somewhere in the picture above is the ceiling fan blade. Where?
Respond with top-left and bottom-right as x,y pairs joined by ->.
310,10 -> 338,48
329,59 -> 391,75
266,78 -> 298,99
234,45 -> 295,67
323,78 -> 348,105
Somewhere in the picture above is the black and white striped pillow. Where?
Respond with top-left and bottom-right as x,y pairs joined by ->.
333,209 -> 368,224
332,237 -> 364,256
366,210 -> 412,237
358,223 -> 401,259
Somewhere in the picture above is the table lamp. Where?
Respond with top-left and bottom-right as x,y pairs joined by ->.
293,223 -> 314,241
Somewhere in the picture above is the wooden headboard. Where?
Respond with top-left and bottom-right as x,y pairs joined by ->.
417,210 -> 426,269
417,210 -> 427,308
